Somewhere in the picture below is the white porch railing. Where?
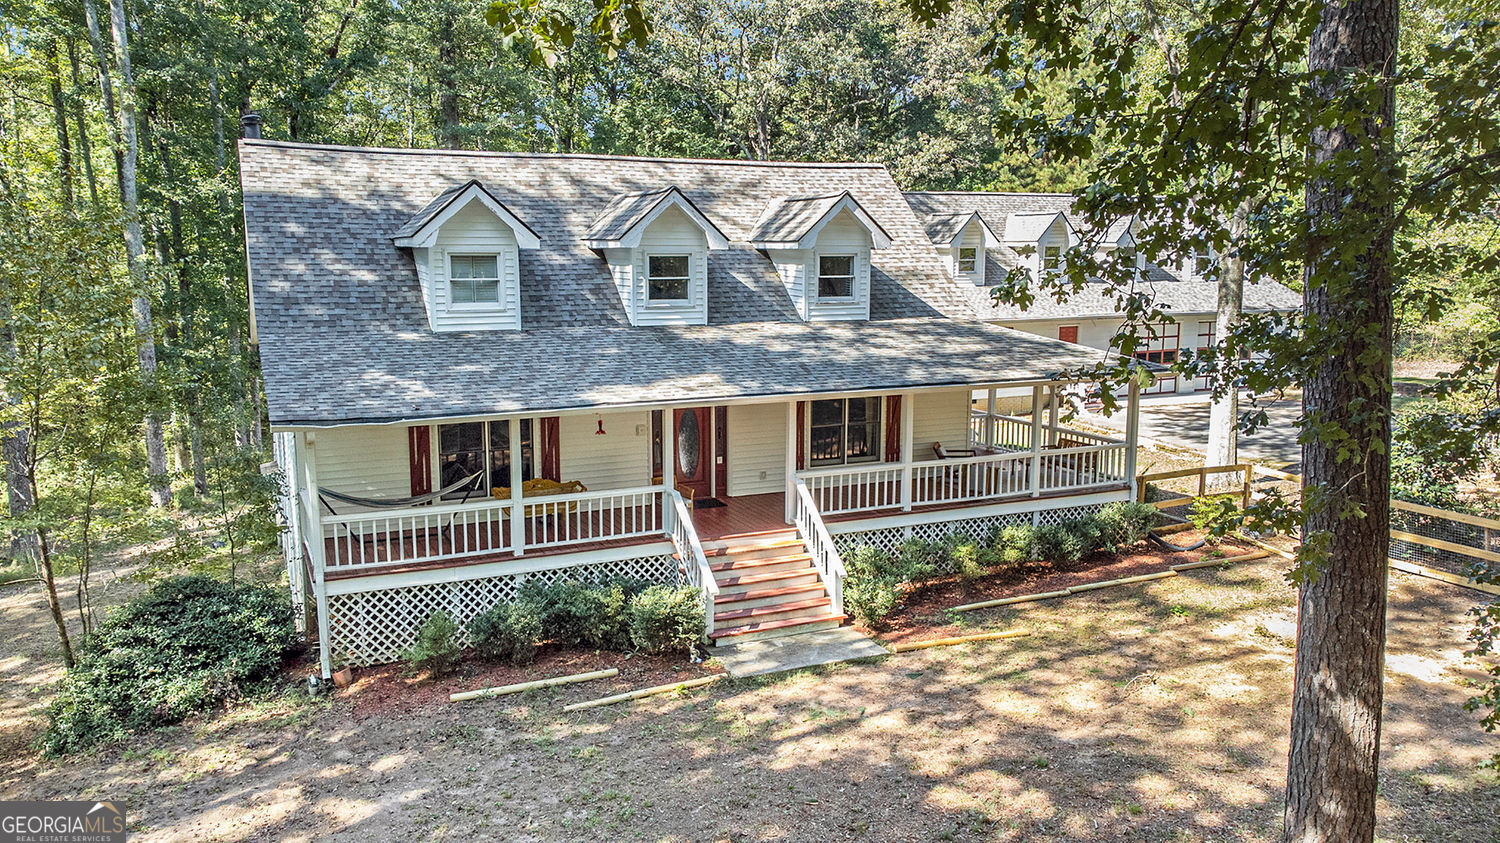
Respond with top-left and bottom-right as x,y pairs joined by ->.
970,412 -> 1126,451
665,490 -> 719,638
318,485 -> 665,573
798,463 -> 904,514
793,478 -> 846,617
911,450 -> 1033,505
1037,443 -> 1131,491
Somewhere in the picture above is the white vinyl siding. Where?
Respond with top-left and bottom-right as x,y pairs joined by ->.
805,210 -> 873,321
421,201 -> 522,332
311,425 -> 412,509
911,389 -> 972,460
603,206 -> 710,326
726,402 -> 787,496
952,217 -> 986,284
558,411 -> 652,490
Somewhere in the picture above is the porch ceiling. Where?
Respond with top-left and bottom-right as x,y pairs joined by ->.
264,316 -> 1128,427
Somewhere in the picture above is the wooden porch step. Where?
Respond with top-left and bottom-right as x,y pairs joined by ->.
713,596 -> 831,624
709,614 -> 847,643
709,552 -> 812,574
701,537 -> 805,558
714,582 -> 827,606
714,568 -> 821,590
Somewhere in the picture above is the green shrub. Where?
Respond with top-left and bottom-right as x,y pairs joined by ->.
40,575 -> 298,756
1189,496 -> 1243,541
628,585 -> 705,655
1033,523 -> 1088,566
1092,501 -> 1157,552
895,538 -> 942,581
468,602 -> 543,664
404,611 -> 462,678
845,574 -> 902,629
995,524 -> 1041,569
948,538 -> 992,580
518,580 -> 631,650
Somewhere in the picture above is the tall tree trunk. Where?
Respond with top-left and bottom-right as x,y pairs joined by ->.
83,0 -> 124,198
108,0 -> 172,508
66,39 -> 101,209
436,8 -> 461,149
1284,0 -> 1399,840
1,301 -> 35,566
1206,199 -> 1247,477
46,40 -> 75,209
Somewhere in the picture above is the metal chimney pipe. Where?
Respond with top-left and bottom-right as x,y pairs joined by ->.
241,112 -> 263,139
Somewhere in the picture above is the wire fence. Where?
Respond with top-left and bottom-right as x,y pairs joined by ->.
1389,499 -> 1500,583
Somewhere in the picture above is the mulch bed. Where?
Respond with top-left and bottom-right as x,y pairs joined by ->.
338,647 -> 723,721
870,531 -> 1256,647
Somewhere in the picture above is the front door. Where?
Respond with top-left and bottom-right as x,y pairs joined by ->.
673,407 -> 713,501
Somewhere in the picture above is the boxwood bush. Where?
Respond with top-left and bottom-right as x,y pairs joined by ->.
41,575 -> 298,756
468,601 -> 544,664
627,585 -> 705,655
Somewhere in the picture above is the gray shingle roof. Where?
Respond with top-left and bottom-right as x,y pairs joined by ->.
746,192 -> 891,246
581,185 -> 728,246
905,191 -> 1303,322
245,142 -> 1128,426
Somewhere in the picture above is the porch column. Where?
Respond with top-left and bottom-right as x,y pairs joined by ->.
983,387 -> 997,450
1047,386 -> 1060,446
900,391 -> 915,511
1125,379 -> 1142,496
784,401 -> 797,523
509,419 -> 524,557
1028,385 -> 1044,497
662,408 -> 675,495
301,432 -> 331,680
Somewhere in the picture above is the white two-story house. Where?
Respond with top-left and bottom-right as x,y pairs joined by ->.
241,140 -> 1148,676
905,191 -> 1302,396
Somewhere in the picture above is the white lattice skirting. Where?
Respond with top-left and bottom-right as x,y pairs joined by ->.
325,553 -> 680,667
831,503 -> 1108,573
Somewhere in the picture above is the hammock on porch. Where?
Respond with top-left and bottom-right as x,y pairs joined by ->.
317,471 -> 484,515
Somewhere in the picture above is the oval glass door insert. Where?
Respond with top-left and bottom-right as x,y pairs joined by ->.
677,411 -> 700,477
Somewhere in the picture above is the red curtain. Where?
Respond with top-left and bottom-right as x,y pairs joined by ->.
795,402 -> 806,470
540,416 -> 561,481
408,426 -> 432,496
884,395 -> 902,463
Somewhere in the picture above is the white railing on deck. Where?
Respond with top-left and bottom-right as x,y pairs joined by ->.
798,463 -> 904,514
665,490 -> 719,637
793,479 -> 846,617
323,498 -> 513,571
525,485 -> 663,550
970,412 -> 1126,451
911,451 -> 1033,505
1037,443 -> 1130,491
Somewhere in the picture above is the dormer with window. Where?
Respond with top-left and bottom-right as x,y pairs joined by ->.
749,192 -> 892,322
393,180 -> 540,332
1003,211 -> 1072,282
1094,217 -> 1145,279
917,211 -> 1001,285
584,187 -> 729,326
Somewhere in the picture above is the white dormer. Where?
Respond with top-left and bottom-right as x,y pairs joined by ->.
393,180 -> 540,332
749,192 -> 892,322
919,212 -> 1000,285
584,187 -> 729,326
1004,211 -> 1072,281
1095,217 -> 1145,278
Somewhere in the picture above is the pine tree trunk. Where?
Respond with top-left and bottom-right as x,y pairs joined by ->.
1284,1 -> 1399,840
108,0 -> 172,508
1205,199 -> 1247,481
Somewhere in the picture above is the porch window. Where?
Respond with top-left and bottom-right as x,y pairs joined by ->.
438,419 -> 534,497
449,254 -> 501,305
647,254 -> 690,301
958,247 -> 977,273
808,397 -> 881,467
817,255 -> 855,298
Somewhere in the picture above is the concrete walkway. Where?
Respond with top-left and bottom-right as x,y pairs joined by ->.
714,626 -> 890,678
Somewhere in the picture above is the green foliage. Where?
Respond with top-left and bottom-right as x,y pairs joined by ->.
1092,502 -> 1158,553
40,576 -> 297,755
995,524 -> 1042,569
467,602 -> 543,665
1189,497 -> 1244,542
1390,400 -> 1492,510
404,611 -> 463,679
518,580 -> 631,650
1032,523 -> 1087,568
843,546 -> 907,629
627,585 -> 704,655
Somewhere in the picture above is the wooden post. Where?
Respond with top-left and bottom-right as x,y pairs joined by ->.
1047,386 -> 1060,446
984,387 -> 997,449
1125,379 -> 1141,498
784,401 -> 797,523
900,391 -> 915,512
509,418 -> 524,557
302,432 -> 331,679
1029,384 -> 1043,497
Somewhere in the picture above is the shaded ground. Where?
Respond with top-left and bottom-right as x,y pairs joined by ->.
3,555 -> 1496,841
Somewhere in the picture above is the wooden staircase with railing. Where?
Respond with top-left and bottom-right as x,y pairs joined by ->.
705,529 -> 846,644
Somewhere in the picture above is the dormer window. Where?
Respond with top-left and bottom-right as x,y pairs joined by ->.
647,254 -> 691,301
818,255 -> 856,298
1043,245 -> 1062,273
1193,246 -> 1213,275
958,248 -> 978,273
449,255 -> 501,306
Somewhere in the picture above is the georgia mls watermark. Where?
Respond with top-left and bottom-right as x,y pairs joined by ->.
0,801 -> 126,843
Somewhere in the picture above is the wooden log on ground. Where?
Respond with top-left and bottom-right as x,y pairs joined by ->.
1067,570 -> 1178,593
563,674 -> 724,712
1169,550 -> 1270,572
888,629 -> 1031,652
1232,533 -> 1296,560
1153,522 -> 1195,535
949,589 -> 1071,613
450,668 -> 618,702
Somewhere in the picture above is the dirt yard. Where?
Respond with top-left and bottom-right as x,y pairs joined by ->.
2,557 -> 1496,841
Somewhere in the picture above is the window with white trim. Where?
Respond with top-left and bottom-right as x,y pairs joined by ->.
1043,244 -> 1062,274
808,397 -> 881,466
438,420 -> 534,498
958,247 -> 978,273
647,254 -> 691,301
1193,245 -> 1213,275
817,254 -> 856,298
449,254 -> 501,306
